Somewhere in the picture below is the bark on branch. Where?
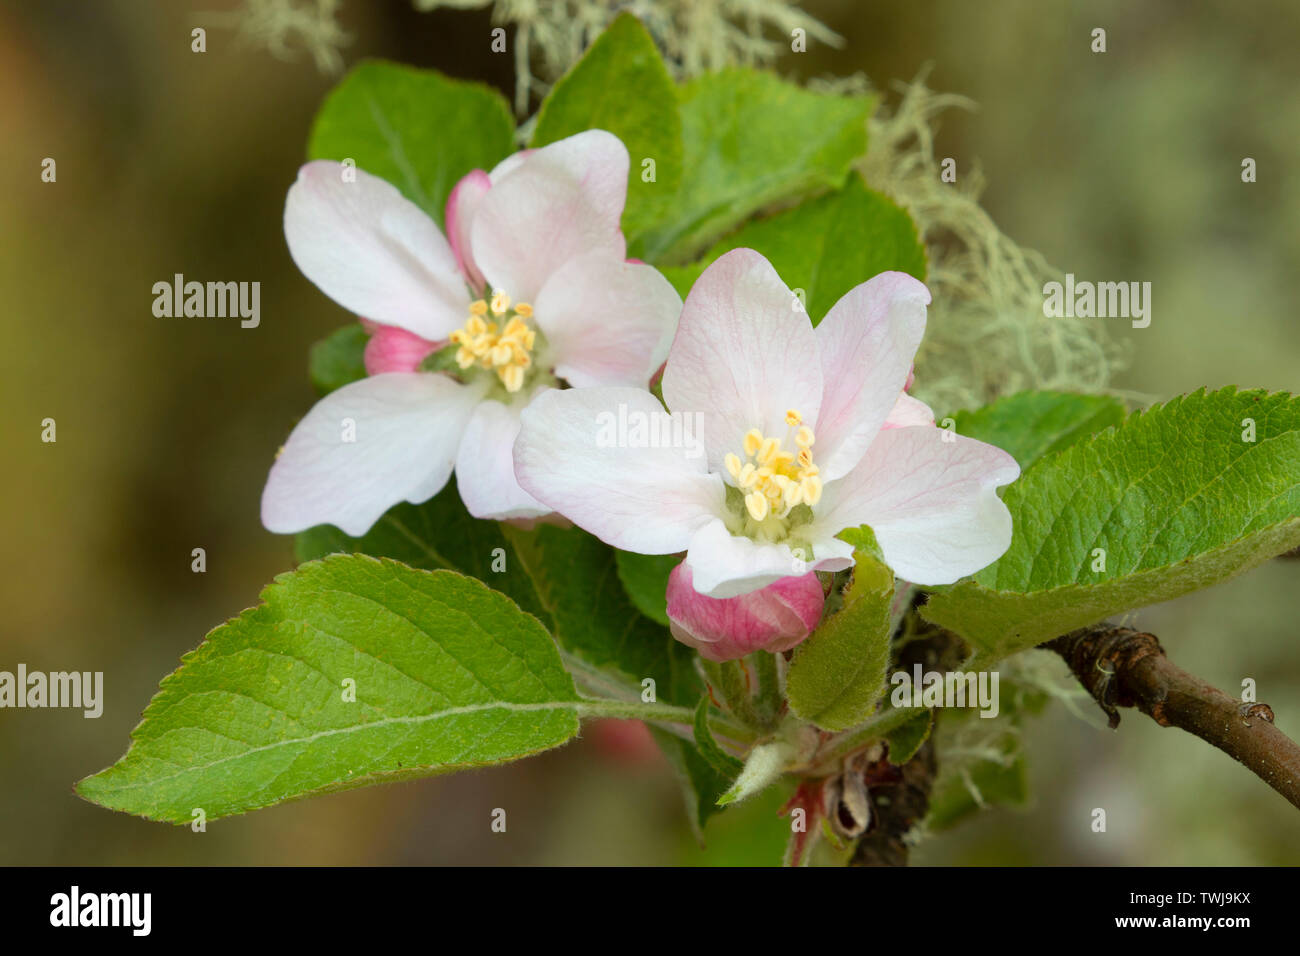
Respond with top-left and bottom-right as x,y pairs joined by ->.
1045,624 -> 1300,810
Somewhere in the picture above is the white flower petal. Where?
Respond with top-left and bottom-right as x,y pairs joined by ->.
684,519 -> 809,599
487,149 -> 532,183
514,386 -> 724,553
811,425 -> 1020,585
444,169 -> 491,291
661,248 -> 823,473
883,392 -> 936,429
814,272 -> 930,480
533,250 -> 681,388
455,397 -> 550,521
284,161 -> 471,340
261,372 -> 484,536
470,130 -> 629,303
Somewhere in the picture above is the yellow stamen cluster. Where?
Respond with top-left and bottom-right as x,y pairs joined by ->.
448,292 -> 536,392
724,408 -> 822,522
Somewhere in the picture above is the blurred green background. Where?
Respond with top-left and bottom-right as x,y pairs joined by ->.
2,0 -> 1297,865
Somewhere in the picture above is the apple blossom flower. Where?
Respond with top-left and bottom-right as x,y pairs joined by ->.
514,247 -> 1020,602
665,564 -> 824,661
261,130 -> 681,535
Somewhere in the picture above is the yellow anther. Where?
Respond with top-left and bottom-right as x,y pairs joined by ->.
801,475 -> 823,506
501,365 -> 525,393
447,294 -> 537,393
727,415 -> 823,524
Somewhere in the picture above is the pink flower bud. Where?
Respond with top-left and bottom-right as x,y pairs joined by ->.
665,563 -> 824,662
362,323 -> 439,375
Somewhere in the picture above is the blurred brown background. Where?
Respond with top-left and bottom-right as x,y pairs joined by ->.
2,0 -> 1297,865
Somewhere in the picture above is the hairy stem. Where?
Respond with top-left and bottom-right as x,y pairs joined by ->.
574,698 -> 756,744
1045,625 -> 1300,810
752,651 -> 783,729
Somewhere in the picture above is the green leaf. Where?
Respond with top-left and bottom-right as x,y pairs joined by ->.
650,727 -> 731,837
923,388 -> 1300,662
308,60 -> 515,228
639,69 -> 873,263
662,174 -> 925,320
294,479 -> 548,623
504,524 -> 700,705
693,698 -> 745,778
615,550 -> 678,627
77,556 -> 579,823
308,323 -> 369,395
884,711 -> 933,765
949,390 -> 1127,472
529,12 -> 681,250
786,529 -> 895,731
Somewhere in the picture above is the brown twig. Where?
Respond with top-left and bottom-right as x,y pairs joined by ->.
1045,625 -> 1300,810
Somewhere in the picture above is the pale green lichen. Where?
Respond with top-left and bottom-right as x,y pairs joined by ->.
208,0 -> 351,74
853,70 -> 1128,413
414,0 -> 842,113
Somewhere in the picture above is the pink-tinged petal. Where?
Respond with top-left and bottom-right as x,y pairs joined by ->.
261,372 -> 484,536
533,251 -> 681,388
455,397 -> 550,521
807,536 -> 856,575
486,149 -> 533,183
684,519 -> 810,599
882,392 -> 935,429
285,161 -> 471,340
445,169 -> 491,291
811,426 -> 1020,585
514,386 -> 724,553
470,130 -> 629,302
661,248 -> 823,473
666,563 -> 824,662
814,272 -> 930,480
363,324 -> 439,375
